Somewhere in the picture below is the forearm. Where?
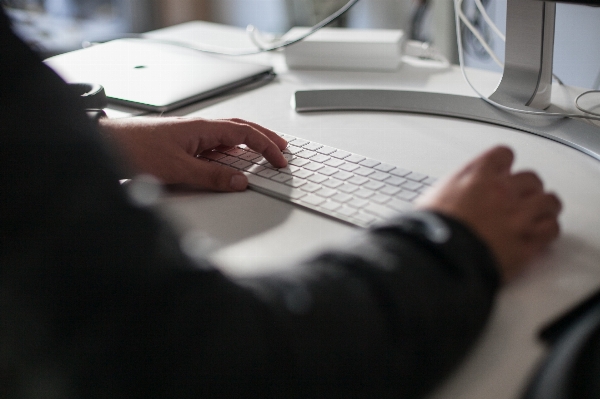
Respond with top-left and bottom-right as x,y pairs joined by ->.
236,211 -> 500,398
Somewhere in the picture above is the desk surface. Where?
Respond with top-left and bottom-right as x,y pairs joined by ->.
120,22 -> 600,399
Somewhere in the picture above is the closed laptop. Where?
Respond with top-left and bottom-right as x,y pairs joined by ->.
45,38 -> 273,112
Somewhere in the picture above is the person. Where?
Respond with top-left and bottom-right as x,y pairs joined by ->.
0,7 -> 562,399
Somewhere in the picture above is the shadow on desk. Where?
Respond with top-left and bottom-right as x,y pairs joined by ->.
155,187 -> 294,253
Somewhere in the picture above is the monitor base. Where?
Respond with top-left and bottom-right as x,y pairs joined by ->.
294,89 -> 600,162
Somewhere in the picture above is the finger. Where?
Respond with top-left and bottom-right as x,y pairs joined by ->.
471,146 -> 514,176
186,158 -> 248,192
205,121 -> 288,168
519,192 -> 563,230
511,171 -> 544,197
226,118 -> 288,150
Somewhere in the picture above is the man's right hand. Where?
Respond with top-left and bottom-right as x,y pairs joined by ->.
416,146 -> 562,282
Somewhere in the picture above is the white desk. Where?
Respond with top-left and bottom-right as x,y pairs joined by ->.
125,22 -> 600,399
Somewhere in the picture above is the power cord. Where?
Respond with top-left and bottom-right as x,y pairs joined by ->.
109,0 -> 361,57
453,0 -> 600,121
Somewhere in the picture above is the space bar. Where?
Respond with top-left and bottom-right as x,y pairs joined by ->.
243,172 -> 307,200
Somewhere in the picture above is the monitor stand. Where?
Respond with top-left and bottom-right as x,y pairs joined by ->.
293,0 -> 600,162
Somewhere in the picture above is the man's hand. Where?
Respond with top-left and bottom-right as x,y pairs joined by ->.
99,116 -> 288,192
416,146 -> 562,282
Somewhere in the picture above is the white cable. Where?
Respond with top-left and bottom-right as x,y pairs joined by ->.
132,0 -> 361,57
452,0 -> 600,122
576,90 -> 600,117
456,0 -> 504,68
473,0 -> 505,41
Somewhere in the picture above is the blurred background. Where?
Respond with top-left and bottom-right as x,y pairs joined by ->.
2,0 -> 600,89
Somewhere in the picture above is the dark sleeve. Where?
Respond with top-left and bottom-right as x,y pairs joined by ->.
0,11 -> 499,399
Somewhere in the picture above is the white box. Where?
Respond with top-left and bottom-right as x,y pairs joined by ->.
283,27 -> 404,71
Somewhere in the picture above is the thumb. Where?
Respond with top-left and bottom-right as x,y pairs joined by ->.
188,159 -> 248,192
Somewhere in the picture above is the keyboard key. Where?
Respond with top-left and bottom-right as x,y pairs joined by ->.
301,182 -> 321,193
354,188 -> 375,199
278,165 -> 301,174
384,176 -> 407,186
307,173 -> 328,184
285,177 -> 307,188
239,152 -> 262,162
338,183 -> 360,194
325,158 -> 345,168
304,162 -> 324,172
231,159 -> 252,169
347,176 -> 369,185
290,139 -> 309,147
380,185 -> 402,196
225,147 -> 246,157
406,172 -> 427,182
282,153 -> 295,162
244,164 -> 265,174
331,171 -> 354,181
344,154 -> 365,163
316,187 -> 337,198
219,156 -> 239,165
322,178 -> 344,189
396,190 -> 419,201
293,169 -> 313,179
363,180 -> 385,191
369,171 -> 392,181
317,146 -> 337,155
202,151 -> 227,161
374,163 -> 395,172
359,159 -> 380,168
290,158 -> 310,167
390,167 -> 411,177
331,150 -> 351,159
303,142 -> 323,151
311,154 -> 330,163
318,166 -> 338,176
285,145 -> 303,155
401,181 -> 423,191
371,193 -> 391,204
272,173 -> 292,183
258,168 -> 279,179
339,163 -> 360,172
354,166 -> 376,177
298,149 -> 317,159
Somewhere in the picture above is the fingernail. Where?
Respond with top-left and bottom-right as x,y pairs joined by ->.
229,174 -> 247,191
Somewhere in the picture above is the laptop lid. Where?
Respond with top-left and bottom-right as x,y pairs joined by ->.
45,39 -> 274,112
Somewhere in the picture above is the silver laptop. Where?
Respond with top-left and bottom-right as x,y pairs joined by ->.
45,39 -> 273,112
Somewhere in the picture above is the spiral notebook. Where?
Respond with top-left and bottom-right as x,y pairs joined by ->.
45,38 -> 273,112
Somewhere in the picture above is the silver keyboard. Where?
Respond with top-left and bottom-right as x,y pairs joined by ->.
200,133 -> 437,228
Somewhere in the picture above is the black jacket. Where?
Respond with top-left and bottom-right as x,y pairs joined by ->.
0,9 -> 499,399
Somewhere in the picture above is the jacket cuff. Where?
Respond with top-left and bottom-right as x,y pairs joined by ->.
371,210 -> 501,291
